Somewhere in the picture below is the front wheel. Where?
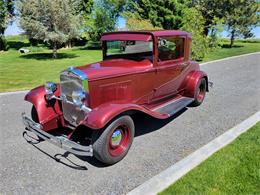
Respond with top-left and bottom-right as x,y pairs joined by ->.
92,115 -> 135,165
191,78 -> 207,107
31,106 -> 43,141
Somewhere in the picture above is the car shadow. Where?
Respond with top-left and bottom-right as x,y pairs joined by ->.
22,108 -> 187,169
132,108 -> 187,137
22,131 -> 88,170
75,108 -> 187,167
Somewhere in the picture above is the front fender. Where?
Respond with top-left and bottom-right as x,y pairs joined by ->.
184,70 -> 208,98
24,85 -> 63,131
81,102 -> 169,129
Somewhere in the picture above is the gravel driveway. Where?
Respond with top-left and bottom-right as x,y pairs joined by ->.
0,53 -> 259,195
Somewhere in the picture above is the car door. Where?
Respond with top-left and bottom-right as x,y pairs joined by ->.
152,36 -> 188,101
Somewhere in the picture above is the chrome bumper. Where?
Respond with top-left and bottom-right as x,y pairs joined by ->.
21,113 -> 93,156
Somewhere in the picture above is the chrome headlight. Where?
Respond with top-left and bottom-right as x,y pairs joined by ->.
45,82 -> 57,99
72,90 -> 86,106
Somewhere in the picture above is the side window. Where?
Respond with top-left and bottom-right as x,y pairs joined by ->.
158,37 -> 185,61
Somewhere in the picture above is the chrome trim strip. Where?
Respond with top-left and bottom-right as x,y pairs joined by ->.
22,113 -> 93,156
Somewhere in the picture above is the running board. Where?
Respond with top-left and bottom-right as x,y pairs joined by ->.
153,97 -> 194,116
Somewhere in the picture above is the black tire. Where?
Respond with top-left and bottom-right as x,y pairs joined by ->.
92,115 -> 135,165
31,106 -> 43,141
191,78 -> 207,107
31,106 -> 39,123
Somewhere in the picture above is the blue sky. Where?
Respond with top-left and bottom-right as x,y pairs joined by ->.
5,17 -> 260,38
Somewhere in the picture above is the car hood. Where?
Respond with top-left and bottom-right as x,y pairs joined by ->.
77,59 -> 153,81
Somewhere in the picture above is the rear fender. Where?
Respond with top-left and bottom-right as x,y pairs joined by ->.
184,70 -> 208,98
81,102 -> 169,130
24,85 -> 63,131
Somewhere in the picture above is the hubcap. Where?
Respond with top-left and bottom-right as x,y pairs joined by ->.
111,129 -> 122,146
108,125 -> 131,157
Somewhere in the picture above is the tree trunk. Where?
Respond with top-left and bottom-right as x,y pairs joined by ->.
65,40 -> 72,49
52,42 -> 58,58
230,30 -> 235,48
0,35 -> 7,51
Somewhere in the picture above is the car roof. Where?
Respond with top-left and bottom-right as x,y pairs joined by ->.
102,30 -> 190,38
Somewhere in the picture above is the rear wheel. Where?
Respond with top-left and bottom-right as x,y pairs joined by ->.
191,78 -> 206,106
92,115 -> 135,165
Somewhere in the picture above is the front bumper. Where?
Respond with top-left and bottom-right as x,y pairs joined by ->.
22,113 -> 93,156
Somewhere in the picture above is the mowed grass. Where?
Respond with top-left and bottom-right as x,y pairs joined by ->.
202,40 -> 260,62
159,122 -> 260,195
0,35 -> 102,92
0,35 -> 259,92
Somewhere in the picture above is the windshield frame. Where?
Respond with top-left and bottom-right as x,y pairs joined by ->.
101,32 -> 156,64
103,40 -> 154,62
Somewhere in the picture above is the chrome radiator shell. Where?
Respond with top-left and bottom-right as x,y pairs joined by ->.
60,67 -> 88,126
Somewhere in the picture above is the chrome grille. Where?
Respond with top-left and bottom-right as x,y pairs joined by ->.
60,67 -> 87,126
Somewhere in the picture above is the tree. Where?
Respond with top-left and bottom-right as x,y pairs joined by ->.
207,17 -> 224,49
17,0 -> 82,58
80,0 -> 94,14
224,0 -> 259,47
0,0 -> 14,51
192,0 -> 259,47
125,17 -> 160,31
190,0 -> 226,36
82,0 -> 125,42
124,0 -> 188,30
181,8 -> 208,60
120,11 -> 160,30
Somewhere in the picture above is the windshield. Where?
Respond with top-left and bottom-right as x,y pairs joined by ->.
104,40 -> 153,61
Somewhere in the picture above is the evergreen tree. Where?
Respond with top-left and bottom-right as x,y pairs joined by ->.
125,0 -> 188,30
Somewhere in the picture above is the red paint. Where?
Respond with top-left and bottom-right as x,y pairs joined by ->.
183,70 -> 208,98
24,85 -> 65,131
24,30 -> 208,132
81,102 -> 168,129
77,59 -> 153,81
101,33 -> 152,41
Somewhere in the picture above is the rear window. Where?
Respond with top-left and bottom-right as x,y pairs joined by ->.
158,37 -> 184,61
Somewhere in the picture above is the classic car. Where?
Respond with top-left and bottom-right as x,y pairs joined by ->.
22,30 -> 211,165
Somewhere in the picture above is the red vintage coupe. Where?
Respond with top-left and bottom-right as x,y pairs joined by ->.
22,30 -> 211,164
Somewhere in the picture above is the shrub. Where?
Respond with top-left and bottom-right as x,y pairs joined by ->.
85,40 -> 102,49
181,8 -> 208,61
0,35 -> 9,51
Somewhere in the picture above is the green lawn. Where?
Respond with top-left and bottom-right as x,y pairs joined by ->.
0,36 -> 102,92
202,41 -> 260,62
0,36 -> 259,92
160,122 -> 260,195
